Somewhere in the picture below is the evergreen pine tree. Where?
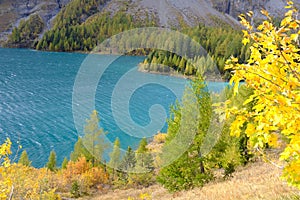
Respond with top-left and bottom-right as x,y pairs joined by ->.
128,138 -> 155,187
61,157 -> 68,169
178,57 -> 186,72
82,110 -> 108,166
135,138 -> 154,172
121,146 -> 136,172
108,138 -> 121,181
108,138 -> 121,169
46,150 -> 57,171
70,138 -> 92,162
18,150 -> 31,166
136,138 -> 147,154
162,56 -> 168,67
157,76 -> 213,191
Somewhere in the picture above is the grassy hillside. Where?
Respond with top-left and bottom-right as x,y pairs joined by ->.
86,161 -> 300,200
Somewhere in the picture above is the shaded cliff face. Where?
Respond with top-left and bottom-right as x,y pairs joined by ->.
212,0 -> 300,19
0,0 -> 71,40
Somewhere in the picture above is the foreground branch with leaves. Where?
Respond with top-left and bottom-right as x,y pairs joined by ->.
225,1 -> 300,188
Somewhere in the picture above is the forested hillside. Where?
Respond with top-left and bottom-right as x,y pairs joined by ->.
5,14 -> 44,48
139,24 -> 250,79
4,0 -> 157,51
2,0 -> 298,50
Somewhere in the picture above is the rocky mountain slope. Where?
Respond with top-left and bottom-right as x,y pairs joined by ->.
0,0 -> 298,43
0,0 -> 72,40
103,0 -> 238,27
99,0 -> 300,28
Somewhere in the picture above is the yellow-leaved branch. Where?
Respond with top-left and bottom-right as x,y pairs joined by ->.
0,138 -> 12,199
225,1 -> 300,188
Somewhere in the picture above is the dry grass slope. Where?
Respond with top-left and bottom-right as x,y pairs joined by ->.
86,161 -> 300,200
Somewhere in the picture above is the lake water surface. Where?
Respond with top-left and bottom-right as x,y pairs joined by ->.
0,48 -> 228,167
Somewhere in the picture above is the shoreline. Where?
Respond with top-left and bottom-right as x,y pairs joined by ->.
138,66 -> 226,82
1,47 -> 226,82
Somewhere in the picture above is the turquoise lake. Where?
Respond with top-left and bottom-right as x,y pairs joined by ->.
0,48 -> 228,167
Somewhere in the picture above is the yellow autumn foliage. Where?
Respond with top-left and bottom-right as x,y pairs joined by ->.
225,1 -> 300,188
0,140 -> 109,199
2,164 -> 58,199
57,157 -> 109,194
0,138 -> 12,199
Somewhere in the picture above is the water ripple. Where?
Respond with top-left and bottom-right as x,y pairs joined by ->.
0,48 -> 228,167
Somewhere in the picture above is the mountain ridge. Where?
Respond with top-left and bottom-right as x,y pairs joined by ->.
0,0 -> 299,45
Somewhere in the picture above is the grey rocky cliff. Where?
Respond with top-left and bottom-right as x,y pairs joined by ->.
212,0 -> 300,19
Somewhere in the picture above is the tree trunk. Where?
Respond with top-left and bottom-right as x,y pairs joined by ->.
198,151 -> 205,174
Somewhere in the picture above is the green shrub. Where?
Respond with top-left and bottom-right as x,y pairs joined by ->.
70,181 -> 80,198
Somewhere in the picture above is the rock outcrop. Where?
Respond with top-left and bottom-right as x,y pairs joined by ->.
211,0 -> 297,19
